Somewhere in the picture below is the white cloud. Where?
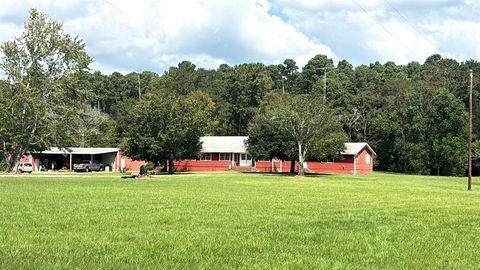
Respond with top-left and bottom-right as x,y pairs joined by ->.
0,0 -> 335,73
427,19 -> 480,61
274,0 -> 474,65
1,0 -> 479,73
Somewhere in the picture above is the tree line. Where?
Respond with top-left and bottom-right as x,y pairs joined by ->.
1,9 -> 478,176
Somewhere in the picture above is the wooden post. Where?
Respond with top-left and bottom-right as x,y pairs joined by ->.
353,154 -> 357,176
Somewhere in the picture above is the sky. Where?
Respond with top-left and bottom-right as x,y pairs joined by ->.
1,0 -> 480,74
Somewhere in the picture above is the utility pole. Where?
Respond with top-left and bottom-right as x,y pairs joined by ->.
281,75 -> 286,94
323,68 -> 327,103
468,69 -> 473,191
138,72 -> 141,99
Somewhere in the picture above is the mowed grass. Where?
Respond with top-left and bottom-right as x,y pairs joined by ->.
0,172 -> 479,269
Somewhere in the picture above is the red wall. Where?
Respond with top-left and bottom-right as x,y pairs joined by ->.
254,147 -> 374,175
355,148 -> 373,175
117,153 -> 147,172
256,161 -> 295,173
174,160 -> 232,172
307,155 -> 355,174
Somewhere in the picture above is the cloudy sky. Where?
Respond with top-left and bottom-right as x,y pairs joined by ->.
1,0 -> 479,74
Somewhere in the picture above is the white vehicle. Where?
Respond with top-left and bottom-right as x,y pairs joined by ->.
18,163 -> 33,173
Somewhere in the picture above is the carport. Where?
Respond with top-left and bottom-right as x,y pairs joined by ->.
31,147 -> 120,172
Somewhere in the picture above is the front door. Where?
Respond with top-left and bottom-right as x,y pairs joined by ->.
240,153 -> 252,166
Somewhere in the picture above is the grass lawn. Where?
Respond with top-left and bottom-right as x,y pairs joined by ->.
0,172 -> 479,269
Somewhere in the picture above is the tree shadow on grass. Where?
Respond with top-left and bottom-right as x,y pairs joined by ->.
242,171 -> 332,178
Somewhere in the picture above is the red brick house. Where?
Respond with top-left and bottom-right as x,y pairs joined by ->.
174,136 -> 252,172
175,137 -> 375,175
20,138 -> 375,175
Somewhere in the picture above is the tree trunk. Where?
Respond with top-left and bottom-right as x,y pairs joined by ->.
12,158 -> 22,174
7,148 -> 24,174
168,157 -> 175,174
297,141 -> 305,176
160,159 -> 168,172
290,158 -> 296,174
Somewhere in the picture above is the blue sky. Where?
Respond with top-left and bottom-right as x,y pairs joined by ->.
1,0 -> 479,74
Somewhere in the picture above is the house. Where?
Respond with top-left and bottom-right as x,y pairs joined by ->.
20,138 -> 375,175
174,136 -> 252,171
20,147 -> 146,172
176,137 -> 375,175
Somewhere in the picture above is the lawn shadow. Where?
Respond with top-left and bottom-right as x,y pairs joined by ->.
242,171 -> 332,178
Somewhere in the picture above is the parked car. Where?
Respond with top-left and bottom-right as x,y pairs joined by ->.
73,160 -> 104,172
18,163 -> 33,173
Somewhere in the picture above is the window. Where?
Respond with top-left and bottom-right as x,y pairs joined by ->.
201,153 -> 211,160
365,154 -> 371,164
219,153 -> 230,161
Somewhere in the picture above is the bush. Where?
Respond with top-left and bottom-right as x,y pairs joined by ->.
0,159 -> 6,172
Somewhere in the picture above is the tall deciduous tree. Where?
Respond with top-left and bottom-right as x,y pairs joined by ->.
251,92 -> 346,176
0,8 -> 92,172
119,91 -> 213,174
373,86 -> 467,176
247,107 -> 297,173
74,105 -> 110,147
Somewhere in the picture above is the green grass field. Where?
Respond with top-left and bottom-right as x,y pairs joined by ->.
0,172 -> 479,269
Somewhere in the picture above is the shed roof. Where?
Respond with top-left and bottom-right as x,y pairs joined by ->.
342,143 -> 376,156
201,136 -> 247,153
41,147 -> 119,155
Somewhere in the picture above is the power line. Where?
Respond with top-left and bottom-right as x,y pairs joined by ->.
350,0 -> 422,60
383,0 -> 436,50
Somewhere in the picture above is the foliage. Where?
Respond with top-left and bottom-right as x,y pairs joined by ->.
247,107 -> 297,173
248,92 -> 346,176
80,54 -> 477,177
0,8 -> 92,172
73,105 -> 111,147
119,91 -> 214,174
373,87 -> 467,175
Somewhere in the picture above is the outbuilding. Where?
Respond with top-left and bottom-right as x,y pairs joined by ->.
21,147 -> 146,172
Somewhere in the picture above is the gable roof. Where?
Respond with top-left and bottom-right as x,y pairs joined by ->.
201,136 -> 247,153
342,143 -> 376,156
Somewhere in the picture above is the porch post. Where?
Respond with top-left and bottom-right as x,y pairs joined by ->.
69,153 -> 73,172
353,154 -> 357,175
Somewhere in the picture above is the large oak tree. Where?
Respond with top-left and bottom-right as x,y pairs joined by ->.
118,91 -> 213,174
0,8 -> 92,172
248,92 -> 346,176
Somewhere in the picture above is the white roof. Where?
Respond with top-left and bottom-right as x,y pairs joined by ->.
201,136 -> 247,153
41,147 -> 119,155
37,141 -> 374,156
342,143 -> 376,156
